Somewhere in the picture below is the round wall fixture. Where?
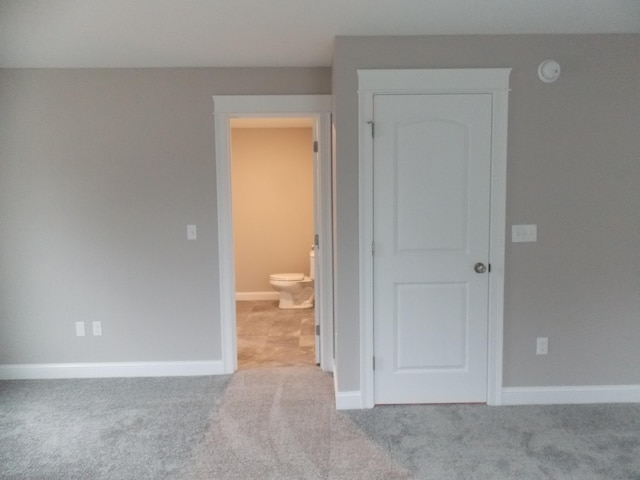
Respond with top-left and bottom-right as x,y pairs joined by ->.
538,60 -> 561,83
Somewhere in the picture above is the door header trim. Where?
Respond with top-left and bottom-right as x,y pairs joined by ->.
213,95 -> 332,114
357,69 -> 511,94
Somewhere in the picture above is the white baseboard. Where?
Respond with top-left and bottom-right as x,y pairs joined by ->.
332,359 -> 364,410
501,385 -> 640,405
0,360 -> 225,380
236,291 -> 279,301
333,385 -> 640,409
335,390 -> 363,410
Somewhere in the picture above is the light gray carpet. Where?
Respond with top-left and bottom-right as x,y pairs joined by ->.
0,375 -> 232,479
182,367 -> 409,479
0,368 -> 408,480
345,402 -> 640,480
2,367 -> 640,479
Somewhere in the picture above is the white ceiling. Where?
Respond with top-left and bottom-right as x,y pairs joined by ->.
1,0 -> 638,68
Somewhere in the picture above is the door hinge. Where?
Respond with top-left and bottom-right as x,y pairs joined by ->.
314,233 -> 320,249
313,140 -> 318,153
367,121 -> 375,138
315,324 -> 320,336
488,263 -> 492,273
371,241 -> 375,256
372,356 -> 376,370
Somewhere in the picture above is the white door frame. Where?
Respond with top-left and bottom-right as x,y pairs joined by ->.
213,95 -> 334,373
357,69 -> 511,408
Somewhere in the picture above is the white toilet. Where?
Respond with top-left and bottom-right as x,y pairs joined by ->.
269,250 -> 315,309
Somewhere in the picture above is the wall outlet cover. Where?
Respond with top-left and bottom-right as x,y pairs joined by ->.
92,321 -> 103,336
75,322 -> 86,337
536,337 -> 549,355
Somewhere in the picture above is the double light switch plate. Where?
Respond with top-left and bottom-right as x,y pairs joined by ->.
512,224 -> 537,243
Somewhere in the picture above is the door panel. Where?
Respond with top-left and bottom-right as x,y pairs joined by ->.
396,119 -> 469,252
373,93 -> 492,404
396,282 -> 467,369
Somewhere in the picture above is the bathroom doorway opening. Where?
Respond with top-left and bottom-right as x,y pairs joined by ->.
213,95 -> 333,374
231,118 -> 316,369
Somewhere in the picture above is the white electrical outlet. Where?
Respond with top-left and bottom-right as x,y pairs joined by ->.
536,337 -> 549,355
92,321 -> 103,336
75,322 -> 86,337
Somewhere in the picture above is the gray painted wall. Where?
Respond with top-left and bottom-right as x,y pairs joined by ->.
2,35 -> 639,397
331,34 -> 640,391
0,67 -> 330,364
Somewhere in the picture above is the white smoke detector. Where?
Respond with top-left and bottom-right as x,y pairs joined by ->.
538,60 -> 561,83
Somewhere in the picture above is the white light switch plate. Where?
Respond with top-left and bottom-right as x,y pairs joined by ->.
512,224 -> 537,243
187,224 -> 197,240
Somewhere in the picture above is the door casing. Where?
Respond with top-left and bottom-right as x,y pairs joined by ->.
213,95 -> 333,374
357,69 -> 511,408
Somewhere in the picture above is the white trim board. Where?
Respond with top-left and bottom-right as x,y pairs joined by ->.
335,385 -> 640,409
333,359 -> 363,409
358,68 -> 511,408
236,292 -> 279,301
335,390 -> 364,410
212,94 -> 334,375
213,95 -> 331,113
502,385 -> 640,405
0,361 -> 225,380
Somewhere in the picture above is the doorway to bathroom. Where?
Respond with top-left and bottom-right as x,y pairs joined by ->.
213,95 -> 333,375
231,118 -> 316,369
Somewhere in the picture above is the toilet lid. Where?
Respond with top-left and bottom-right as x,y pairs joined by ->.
270,273 -> 305,281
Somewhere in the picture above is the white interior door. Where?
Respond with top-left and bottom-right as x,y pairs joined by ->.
373,93 -> 493,404
312,122 -> 321,365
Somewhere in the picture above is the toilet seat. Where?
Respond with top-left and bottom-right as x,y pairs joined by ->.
269,273 -> 305,282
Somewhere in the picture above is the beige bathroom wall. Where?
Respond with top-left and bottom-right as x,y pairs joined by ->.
231,127 -> 314,294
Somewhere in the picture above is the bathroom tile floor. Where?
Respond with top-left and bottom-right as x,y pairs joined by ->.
236,300 -> 316,369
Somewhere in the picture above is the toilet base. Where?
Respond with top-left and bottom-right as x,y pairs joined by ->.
278,298 -> 314,309
270,279 -> 314,309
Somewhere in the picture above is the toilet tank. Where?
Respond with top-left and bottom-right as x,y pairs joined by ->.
310,248 -> 315,280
